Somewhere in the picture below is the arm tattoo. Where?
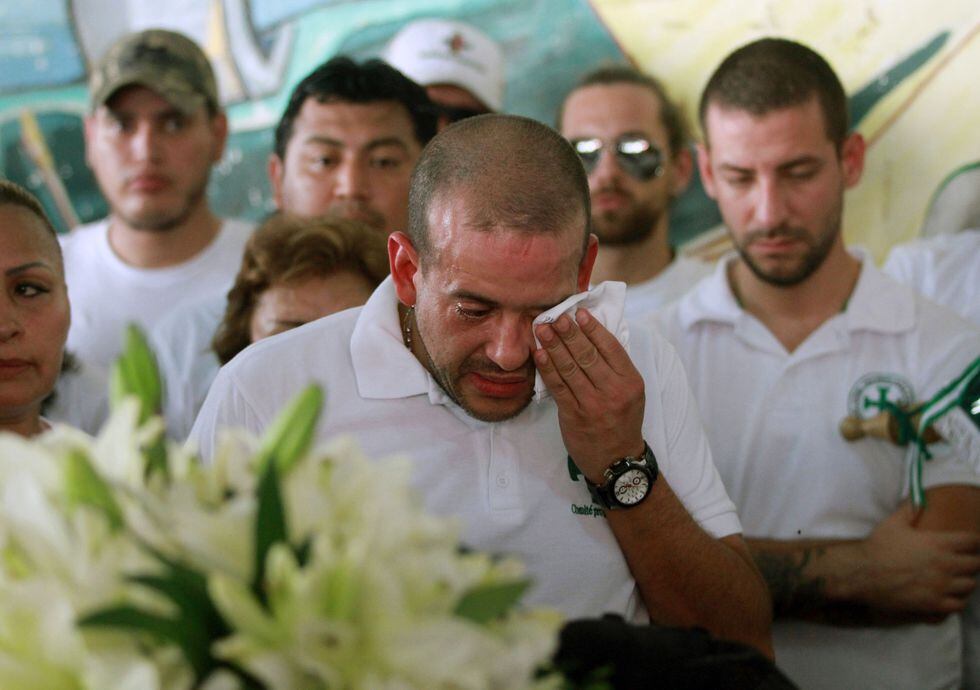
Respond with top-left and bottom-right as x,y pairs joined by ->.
753,547 -> 828,618
753,547 -> 899,625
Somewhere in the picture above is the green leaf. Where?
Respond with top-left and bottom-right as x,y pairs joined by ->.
253,460 -> 289,604
128,574 -> 218,676
83,548 -> 236,682
454,579 -> 531,624
109,323 -> 162,422
79,605 -> 184,645
143,436 -> 169,482
63,448 -> 123,531
253,385 -> 324,475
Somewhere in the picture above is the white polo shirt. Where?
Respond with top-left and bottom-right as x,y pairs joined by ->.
191,277 -> 741,621
62,218 -> 253,370
883,229 -> 980,327
623,255 -> 713,322
655,254 -> 980,690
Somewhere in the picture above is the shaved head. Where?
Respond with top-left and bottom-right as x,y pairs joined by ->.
407,114 -> 591,262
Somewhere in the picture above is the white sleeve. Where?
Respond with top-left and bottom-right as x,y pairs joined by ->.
915,313 -> 980,490
882,244 -> 921,289
642,328 -> 743,539
188,366 -> 265,463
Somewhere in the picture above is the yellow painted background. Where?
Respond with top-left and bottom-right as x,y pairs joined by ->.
592,0 -> 980,260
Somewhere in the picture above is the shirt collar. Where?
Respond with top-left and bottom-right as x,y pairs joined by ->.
350,276 -> 433,399
843,249 -> 916,334
678,248 -> 916,335
677,253 -> 742,329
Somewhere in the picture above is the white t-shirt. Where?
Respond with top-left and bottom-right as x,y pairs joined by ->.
883,229 -> 980,326
44,359 -> 109,435
623,255 -> 713,322
655,254 -> 980,690
61,218 -> 253,370
191,277 -> 741,621
150,294 -> 225,442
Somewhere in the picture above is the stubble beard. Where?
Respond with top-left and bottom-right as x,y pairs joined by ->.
119,177 -> 210,233
591,197 -> 663,247
734,206 -> 842,288
411,314 -> 534,423
325,200 -> 388,232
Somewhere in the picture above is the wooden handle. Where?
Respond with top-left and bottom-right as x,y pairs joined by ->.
839,409 -> 942,444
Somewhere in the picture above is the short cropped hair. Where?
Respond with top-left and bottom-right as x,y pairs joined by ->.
699,37 -> 849,148
559,64 -> 690,156
0,180 -> 59,238
212,213 -> 389,364
273,56 -> 438,160
407,114 -> 591,263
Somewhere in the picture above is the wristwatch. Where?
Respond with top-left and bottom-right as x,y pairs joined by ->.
585,443 -> 658,510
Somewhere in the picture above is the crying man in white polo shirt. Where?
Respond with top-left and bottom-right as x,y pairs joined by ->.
191,113 -> 772,655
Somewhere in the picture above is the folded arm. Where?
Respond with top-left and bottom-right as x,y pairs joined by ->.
749,485 -> 980,625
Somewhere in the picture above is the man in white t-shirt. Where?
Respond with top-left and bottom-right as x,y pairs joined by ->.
191,114 -> 773,655
62,29 -> 253,373
655,38 -> 980,689
559,66 -> 712,321
152,57 -> 438,439
884,228 -> 980,326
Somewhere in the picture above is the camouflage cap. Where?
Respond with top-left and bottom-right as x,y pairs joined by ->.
89,29 -> 219,115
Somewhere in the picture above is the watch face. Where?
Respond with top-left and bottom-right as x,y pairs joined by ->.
613,468 -> 650,506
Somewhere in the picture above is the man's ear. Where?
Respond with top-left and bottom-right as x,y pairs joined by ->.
577,233 -> 599,291
840,132 -> 866,189
695,142 -> 718,200
209,112 -> 229,163
388,231 -> 420,306
267,153 -> 285,210
670,145 -> 695,198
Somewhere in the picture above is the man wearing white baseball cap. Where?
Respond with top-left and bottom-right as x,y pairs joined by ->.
385,17 -> 505,129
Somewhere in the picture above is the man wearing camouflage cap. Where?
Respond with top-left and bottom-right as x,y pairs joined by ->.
62,29 -> 253,372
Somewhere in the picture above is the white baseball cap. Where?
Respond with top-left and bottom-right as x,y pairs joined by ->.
385,18 -> 504,112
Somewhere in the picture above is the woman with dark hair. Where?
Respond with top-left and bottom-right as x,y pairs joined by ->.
0,181 -> 71,437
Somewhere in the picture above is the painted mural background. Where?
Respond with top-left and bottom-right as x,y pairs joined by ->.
1,0 -> 978,260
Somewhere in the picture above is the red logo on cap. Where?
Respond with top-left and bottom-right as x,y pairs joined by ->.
446,33 -> 468,54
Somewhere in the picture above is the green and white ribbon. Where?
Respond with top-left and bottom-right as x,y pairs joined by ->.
907,356 -> 980,508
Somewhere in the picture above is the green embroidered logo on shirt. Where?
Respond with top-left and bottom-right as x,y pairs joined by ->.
847,372 -> 915,419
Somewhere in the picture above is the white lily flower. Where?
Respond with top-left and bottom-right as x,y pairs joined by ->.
0,394 -> 562,689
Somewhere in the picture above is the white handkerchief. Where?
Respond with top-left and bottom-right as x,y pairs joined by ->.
531,281 -> 630,402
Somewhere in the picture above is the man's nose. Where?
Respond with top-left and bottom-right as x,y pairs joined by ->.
334,158 -> 369,199
754,178 -> 790,229
486,316 -> 534,372
590,147 -> 623,187
130,121 -> 162,162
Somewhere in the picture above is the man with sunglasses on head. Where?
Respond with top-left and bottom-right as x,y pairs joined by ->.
559,66 -> 711,321
385,17 -> 504,130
